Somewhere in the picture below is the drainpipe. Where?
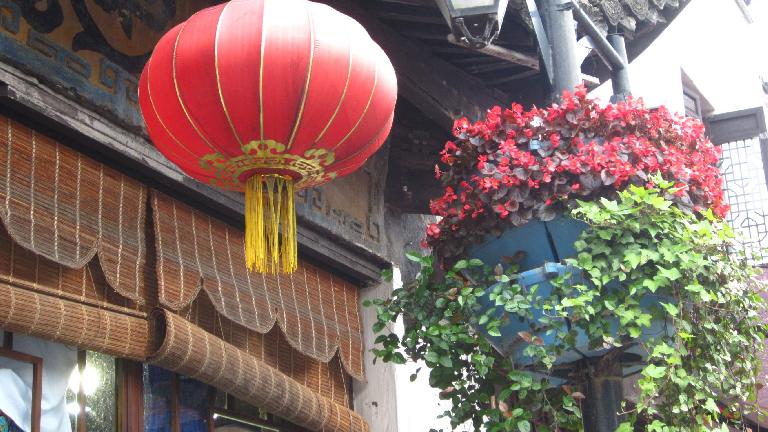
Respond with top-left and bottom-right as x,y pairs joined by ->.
537,2 -> 628,431
582,355 -> 626,432
608,31 -> 631,102
543,0 -> 580,97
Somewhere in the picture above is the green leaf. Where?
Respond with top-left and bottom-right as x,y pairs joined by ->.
439,355 -> 453,368
454,260 -> 469,269
657,266 -> 682,281
704,398 -> 719,414
600,197 -> 620,212
643,364 -> 667,379
517,420 -> 531,432
660,302 -> 679,316
616,422 -> 633,432
424,351 -> 439,364
405,251 -> 423,262
381,267 -> 394,281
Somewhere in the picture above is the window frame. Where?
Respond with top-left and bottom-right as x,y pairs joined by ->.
0,332 -> 43,432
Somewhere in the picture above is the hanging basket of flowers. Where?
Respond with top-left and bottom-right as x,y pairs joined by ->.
369,87 -> 767,431
426,86 -> 727,366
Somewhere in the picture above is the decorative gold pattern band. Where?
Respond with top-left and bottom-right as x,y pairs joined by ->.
200,140 -> 337,191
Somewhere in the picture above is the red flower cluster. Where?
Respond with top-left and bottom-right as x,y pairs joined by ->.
427,87 -> 728,257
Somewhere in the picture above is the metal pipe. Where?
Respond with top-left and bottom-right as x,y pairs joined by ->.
567,1 -> 626,71
545,0 -> 580,95
525,0 -> 553,83
607,32 -> 631,102
582,367 -> 625,432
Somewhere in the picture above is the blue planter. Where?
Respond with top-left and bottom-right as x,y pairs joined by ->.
468,215 -> 588,272
469,216 -> 672,371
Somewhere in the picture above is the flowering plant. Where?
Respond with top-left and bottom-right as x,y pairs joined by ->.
427,86 -> 727,258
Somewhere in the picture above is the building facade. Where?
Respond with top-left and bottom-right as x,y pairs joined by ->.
0,1 -> 691,431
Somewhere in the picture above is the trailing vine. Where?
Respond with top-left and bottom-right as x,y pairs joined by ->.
368,180 -> 767,431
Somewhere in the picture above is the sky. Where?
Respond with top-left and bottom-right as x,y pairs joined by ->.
750,1 -> 768,78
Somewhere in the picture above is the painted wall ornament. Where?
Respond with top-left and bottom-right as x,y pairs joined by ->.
139,0 -> 397,273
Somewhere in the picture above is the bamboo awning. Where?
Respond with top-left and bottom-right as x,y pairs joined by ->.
152,310 -> 367,432
0,116 -> 149,304
152,191 -> 365,380
0,113 -> 370,431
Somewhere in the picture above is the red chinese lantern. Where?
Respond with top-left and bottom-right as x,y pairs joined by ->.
139,0 -> 397,273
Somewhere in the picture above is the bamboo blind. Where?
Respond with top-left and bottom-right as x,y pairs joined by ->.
0,115 -> 148,304
0,113 -> 370,426
152,191 -> 365,380
0,282 -> 150,360
186,293 -> 350,407
0,225 -> 142,313
151,310 -> 368,432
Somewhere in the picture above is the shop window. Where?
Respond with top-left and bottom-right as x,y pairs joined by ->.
144,364 -> 308,432
66,351 -> 117,431
0,332 -> 43,432
143,365 -> 212,432
0,333 -> 143,432
0,332 -> 74,432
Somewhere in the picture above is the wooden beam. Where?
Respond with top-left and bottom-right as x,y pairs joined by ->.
378,0 -> 431,6
450,55 -> 502,65
465,61 -> 526,74
486,69 -> 539,85
374,11 -> 445,25
447,35 -> 539,70
397,28 -> 456,41
329,0 -> 509,127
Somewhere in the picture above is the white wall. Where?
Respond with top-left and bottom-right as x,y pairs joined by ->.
591,0 -> 765,114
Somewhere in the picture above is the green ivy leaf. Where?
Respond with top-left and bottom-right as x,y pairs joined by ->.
660,302 -> 679,316
405,251 -> 423,262
517,420 -> 531,432
704,398 -> 719,414
643,364 -> 667,379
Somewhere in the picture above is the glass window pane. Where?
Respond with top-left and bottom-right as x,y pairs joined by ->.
66,352 -> 117,432
84,352 -> 116,431
179,376 -> 209,432
143,365 -> 173,432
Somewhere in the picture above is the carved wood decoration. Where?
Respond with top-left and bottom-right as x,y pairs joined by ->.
0,115 -> 149,304
152,190 -> 365,381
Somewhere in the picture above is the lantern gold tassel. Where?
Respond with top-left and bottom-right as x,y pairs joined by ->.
244,175 -> 297,274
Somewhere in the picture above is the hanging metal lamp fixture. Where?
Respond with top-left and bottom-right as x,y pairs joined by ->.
434,0 -> 510,48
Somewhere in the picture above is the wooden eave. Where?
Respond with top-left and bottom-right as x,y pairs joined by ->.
335,0 -> 689,213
